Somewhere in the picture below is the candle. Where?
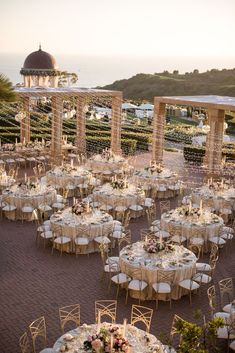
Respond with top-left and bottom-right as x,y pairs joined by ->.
71,159 -> 73,167
200,199 -> 203,212
15,138 -> 18,145
24,173 -> 27,182
23,137 -> 26,145
73,197 -> 76,205
122,318 -> 127,339
97,310 -> 101,332
189,201 -> 192,212
110,334 -> 114,353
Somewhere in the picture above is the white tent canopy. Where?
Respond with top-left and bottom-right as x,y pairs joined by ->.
122,102 -> 138,109
138,103 -> 154,110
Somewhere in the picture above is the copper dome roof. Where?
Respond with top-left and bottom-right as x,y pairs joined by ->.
20,47 -> 59,76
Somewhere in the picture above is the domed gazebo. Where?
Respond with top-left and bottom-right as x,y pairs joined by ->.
20,45 -> 60,88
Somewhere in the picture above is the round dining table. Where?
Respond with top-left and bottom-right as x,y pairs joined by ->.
132,167 -> 180,199
2,183 -> 57,220
46,165 -> 94,189
119,241 -> 197,300
53,322 -> 172,353
160,206 -> 224,241
50,208 -> 114,253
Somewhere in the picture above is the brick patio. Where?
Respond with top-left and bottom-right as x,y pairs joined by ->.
0,151 -> 234,353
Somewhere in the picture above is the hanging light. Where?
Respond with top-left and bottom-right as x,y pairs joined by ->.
15,111 -> 26,122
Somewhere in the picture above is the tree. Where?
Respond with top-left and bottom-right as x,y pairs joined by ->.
193,69 -> 199,74
58,71 -> 78,87
0,74 -> 16,101
173,70 -> 179,75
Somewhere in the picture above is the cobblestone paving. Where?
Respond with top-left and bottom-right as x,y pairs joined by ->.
0,152 -> 234,352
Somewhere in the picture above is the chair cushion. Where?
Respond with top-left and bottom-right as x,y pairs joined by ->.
196,263 -> 211,271
217,326 -> 235,339
43,220 -> 51,226
221,233 -> 233,240
214,312 -> 230,320
152,282 -> 171,293
223,226 -> 234,234
106,256 -> 119,264
100,204 -> 113,211
129,204 -> 143,211
190,237 -> 204,245
115,206 -> 127,212
152,220 -> 160,226
111,231 -> 125,239
155,230 -> 170,239
171,235 -> 186,243
230,340 -> 235,351
111,273 -> 131,284
22,206 -> 34,213
54,236 -> 71,244
38,204 -> 52,212
193,273 -> 212,284
52,202 -> 65,209
74,237 -> 89,245
178,279 -> 200,290
94,236 -> 111,244
128,279 -> 148,291
223,303 -> 232,313
40,230 -> 53,239
3,204 -> 17,211
104,264 -> 119,272
209,237 -> 226,245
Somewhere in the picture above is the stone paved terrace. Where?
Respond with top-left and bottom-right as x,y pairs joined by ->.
0,151 -> 234,353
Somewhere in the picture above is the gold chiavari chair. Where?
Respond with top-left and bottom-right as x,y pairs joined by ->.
140,228 -> 154,241
130,304 -> 153,333
74,224 -> 90,257
122,210 -> 131,229
207,285 -> 230,321
178,275 -> 200,305
159,200 -> 170,215
19,332 -> 31,353
188,244 -> 201,260
59,303 -> 81,333
29,316 -> 47,353
118,229 -> 132,252
146,208 -> 156,227
219,278 -> 234,313
170,314 -> 185,345
152,271 -> 173,309
126,264 -> 148,304
95,300 -> 117,324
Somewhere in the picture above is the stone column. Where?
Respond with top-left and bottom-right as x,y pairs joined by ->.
20,96 -> 30,144
76,96 -> 86,154
152,100 -> 166,164
204,108 -> 225,175
111,93 -> 122,154
51,96 -> 63,165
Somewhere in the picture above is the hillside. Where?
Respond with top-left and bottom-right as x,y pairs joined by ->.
98,68 -> 235,101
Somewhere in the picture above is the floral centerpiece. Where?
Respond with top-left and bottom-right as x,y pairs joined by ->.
83,325 -> 129,353
145,162 -> 163,175
72,200 -> 91,215
18,181 -> 37,190
143,238 -> 174,254
111,179 -> 128,190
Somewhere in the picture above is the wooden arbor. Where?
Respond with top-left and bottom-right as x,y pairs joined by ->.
14,87 -> 122,164
151,95 -> 235,175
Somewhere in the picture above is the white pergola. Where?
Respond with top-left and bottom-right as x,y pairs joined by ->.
14,86 -> 122,164
152,95 -> 235,174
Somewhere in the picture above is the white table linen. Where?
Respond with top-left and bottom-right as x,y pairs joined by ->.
119,241 -> 197,300
50,208 -> 114,253
53,323 -> 170,353
161,207 -> 223,240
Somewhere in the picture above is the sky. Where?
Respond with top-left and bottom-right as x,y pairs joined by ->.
1,0 -> 235,57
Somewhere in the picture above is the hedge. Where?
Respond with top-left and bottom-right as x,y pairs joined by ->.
183,144 -> 235,163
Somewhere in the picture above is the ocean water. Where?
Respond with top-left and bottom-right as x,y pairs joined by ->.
1,53 -> 235,88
